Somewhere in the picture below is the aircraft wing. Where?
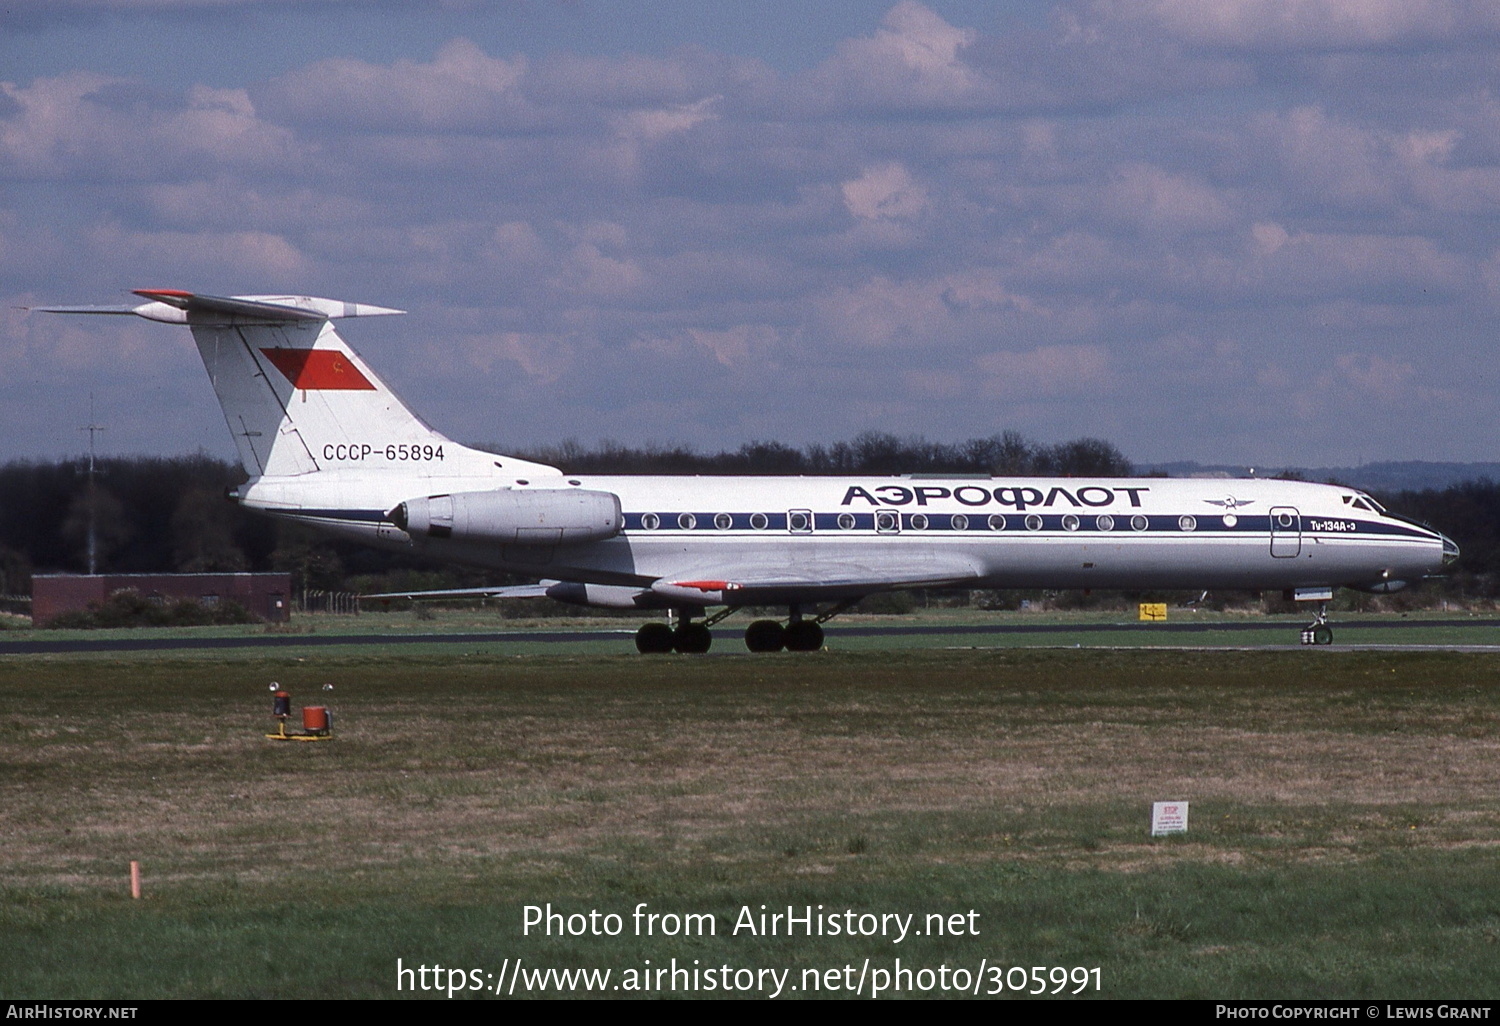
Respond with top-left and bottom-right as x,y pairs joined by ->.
361,583 -> 556,601
649,556 -> 983,605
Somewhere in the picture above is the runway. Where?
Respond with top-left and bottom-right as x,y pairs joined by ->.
3,617 -> 1497,655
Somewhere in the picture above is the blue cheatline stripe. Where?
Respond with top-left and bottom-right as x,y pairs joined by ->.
619,511 -> 1432,539
270,507 -> 1434,541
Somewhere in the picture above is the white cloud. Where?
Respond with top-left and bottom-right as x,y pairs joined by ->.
805,2 -> 983,111
0,72 -> 297,179
257,38 -> 532,132
458,330 -> 576,384
86,222 -> 311,283
616,95 -> 720,142
1092,0 -> 1499,51
841,163 -> 929,221
1101,164 -> 1234,234
909,344 -> 1111,400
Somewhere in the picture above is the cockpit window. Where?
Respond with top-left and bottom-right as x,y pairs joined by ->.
1359,493 -> 1386,513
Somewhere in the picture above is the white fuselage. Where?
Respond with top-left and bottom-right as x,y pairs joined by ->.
237,470 -> 1449,600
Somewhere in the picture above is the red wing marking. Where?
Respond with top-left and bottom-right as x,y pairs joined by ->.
260,349 -> 376,390
133,288 -> 193,298
671,580 -> 742,591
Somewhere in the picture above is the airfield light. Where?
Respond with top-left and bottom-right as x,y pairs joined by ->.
265,688 -> 333,742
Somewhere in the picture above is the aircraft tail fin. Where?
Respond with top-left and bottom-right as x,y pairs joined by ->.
40,290 -> 558,481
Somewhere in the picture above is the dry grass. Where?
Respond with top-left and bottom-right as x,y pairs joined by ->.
4,649 -> 1500,889
7,648 -> 1500,998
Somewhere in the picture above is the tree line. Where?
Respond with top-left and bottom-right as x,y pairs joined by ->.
0,433 -> 1494,599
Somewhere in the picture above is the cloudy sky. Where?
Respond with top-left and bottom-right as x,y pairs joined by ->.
4,0 -> 1500,469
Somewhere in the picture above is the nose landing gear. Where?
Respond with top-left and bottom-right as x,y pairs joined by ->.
1299,602 -> 1333,645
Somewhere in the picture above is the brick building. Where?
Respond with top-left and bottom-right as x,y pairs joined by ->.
31,573 -> 291,627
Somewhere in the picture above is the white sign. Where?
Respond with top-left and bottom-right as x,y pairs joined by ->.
1151,801 -> 1189,836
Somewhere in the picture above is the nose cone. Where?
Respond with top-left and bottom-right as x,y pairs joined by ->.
1440,532 -> 1460,567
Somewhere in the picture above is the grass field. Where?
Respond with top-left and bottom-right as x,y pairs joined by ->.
5,605 -> 1500,659
4,646 -> 1500,999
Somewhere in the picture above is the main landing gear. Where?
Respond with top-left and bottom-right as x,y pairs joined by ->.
635,601 -> 853,654
1299,602 -> 1334,646
745,600 -> 854,653
744,618 -> 823,652
635,616 -> 713,654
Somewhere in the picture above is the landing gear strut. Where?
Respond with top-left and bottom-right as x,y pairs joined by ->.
637,600 -> 856,654
742,599 -> 856,652
1300,602 -> 1333,646
635,609 -> 717,654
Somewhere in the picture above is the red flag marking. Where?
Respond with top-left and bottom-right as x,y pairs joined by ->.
260,349 -> 376,390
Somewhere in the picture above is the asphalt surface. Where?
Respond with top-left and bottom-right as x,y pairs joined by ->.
1,618 -> 1497,655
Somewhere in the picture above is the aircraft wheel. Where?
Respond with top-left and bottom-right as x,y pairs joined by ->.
1313,624 -> 1333,646
673,622 -> 713,654
784,620 -> 824,652
744,619 -> 785,653
635,622 -> 675,654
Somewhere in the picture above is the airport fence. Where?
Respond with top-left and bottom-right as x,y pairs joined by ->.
297,589 -> 360,615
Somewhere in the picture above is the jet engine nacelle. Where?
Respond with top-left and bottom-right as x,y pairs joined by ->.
391,488 -> 623,546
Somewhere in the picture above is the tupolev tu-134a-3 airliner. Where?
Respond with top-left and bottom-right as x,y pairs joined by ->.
40,289 -> 1458,653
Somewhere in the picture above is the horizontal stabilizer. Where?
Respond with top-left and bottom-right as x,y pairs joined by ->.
33,289 -> 404,325
27,304 -> 139,315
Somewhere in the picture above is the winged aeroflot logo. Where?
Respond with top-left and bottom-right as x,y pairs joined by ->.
260,348 -> 376,390
1204,496 -> 1255,509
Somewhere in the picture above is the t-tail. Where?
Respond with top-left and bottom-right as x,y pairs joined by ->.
37,289 -> 559,485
